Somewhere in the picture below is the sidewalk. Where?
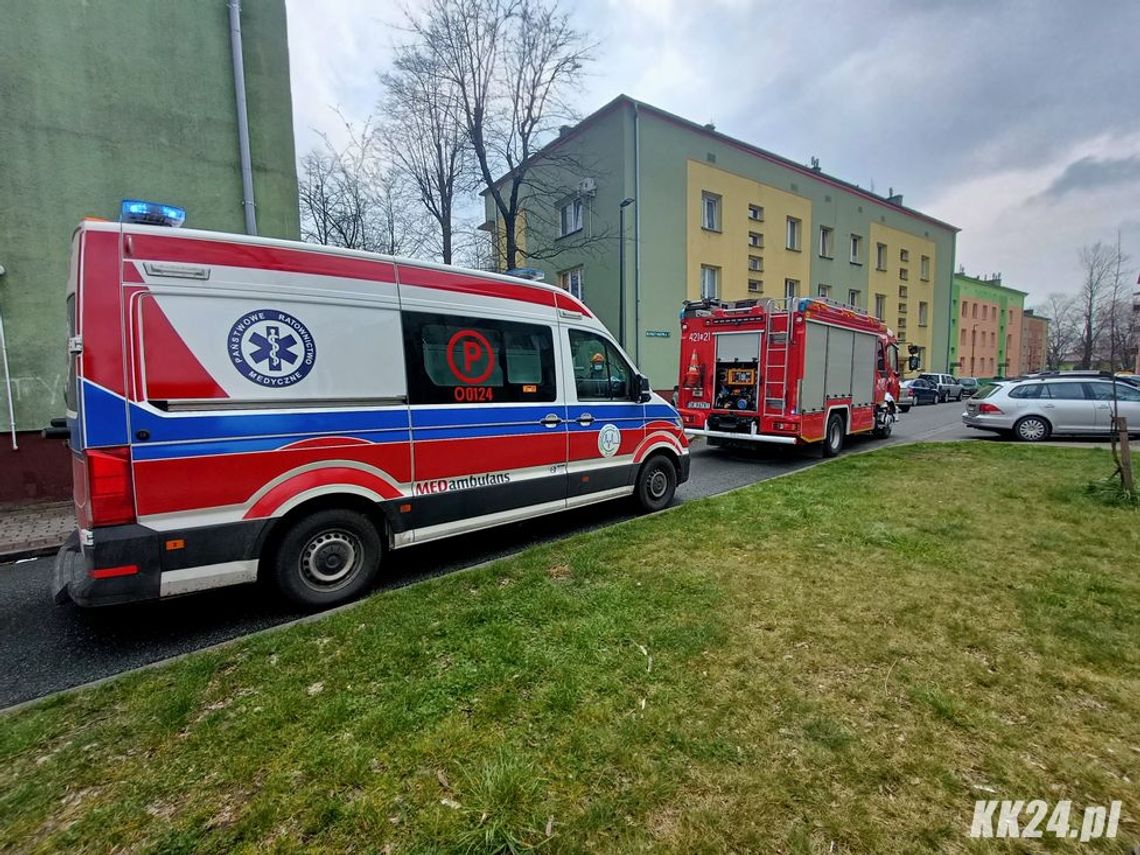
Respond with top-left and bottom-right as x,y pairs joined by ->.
0,503 -> 74,562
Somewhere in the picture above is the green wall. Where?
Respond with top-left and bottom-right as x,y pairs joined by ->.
949,274 -> 1027,378
0,0 -> 299,431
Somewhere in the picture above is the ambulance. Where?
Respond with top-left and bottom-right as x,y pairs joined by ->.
51,202 -> 688,608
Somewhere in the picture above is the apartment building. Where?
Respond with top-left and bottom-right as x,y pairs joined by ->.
950,273 -> 1027,378
482,96 -> 958,387
1020,309 -> 1050,374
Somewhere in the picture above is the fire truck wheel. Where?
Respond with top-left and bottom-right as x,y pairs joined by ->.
635,455 -> 677,513
272,508 -> 382,609
822,414 -> 845,458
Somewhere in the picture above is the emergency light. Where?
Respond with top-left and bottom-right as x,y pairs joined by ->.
505,267 -> 545,281
120,199 -> 186,228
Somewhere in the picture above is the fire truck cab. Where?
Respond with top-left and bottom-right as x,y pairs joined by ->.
677,297 -> 903,456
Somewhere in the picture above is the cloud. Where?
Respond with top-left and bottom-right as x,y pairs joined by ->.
1037,155 -> 1140,200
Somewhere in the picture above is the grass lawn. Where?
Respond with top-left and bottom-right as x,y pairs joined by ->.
1,443 -> 1137,853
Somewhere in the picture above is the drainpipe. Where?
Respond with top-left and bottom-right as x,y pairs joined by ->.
633,101 -> 642,365
228,0 -> 258,235
0,308 -> 17,451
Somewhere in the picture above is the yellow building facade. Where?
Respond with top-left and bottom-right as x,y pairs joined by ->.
867,223 -> 937,369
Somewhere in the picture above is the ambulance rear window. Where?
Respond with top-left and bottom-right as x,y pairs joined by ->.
403,312 -> 556,405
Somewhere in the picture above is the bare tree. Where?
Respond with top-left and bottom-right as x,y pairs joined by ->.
1039,292 -> 1079,369
380,49 -> 470,264
298,119 -> 430,256
407,0 -> 597,271
1075,242 -> 1118,369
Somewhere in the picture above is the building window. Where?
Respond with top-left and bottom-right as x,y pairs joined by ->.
558,266 -> 584,300
748,279 -> 762,293
748,204 -> 764,221
848,288 -> 859,308
900,267 -> 909,281
961,301 -> 968,317
960,328 -> 967,344
876,242 -> 887,270
900,248 -> 910,263
786,217 -> 802,251
899,285 -> 909,298
701,192 -> 720,231
748,231 -> 764,248
748,255 -> 763,272
784,278 -> 799,301
920,255 -> 930,280
700,265 -> 720,299
849,234 -> 863,264
559,198 -> 583,236
918,301 -> 928,327
819,226 -> 834,258
972,303 -> 978,319
874,293 -> 886,320
817,283 -> 830,298
981,305 -> 988,320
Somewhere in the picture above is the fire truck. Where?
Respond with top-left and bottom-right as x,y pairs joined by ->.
677,297 -> 909,456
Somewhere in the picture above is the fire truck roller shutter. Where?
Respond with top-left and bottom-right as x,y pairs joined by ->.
851,332 -> 877,407
824,327 -> 855,400
801,322 -> 829,413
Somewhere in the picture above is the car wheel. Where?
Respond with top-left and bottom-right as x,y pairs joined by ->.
822,413 -> 844,458
899,405 -> 911,413
1013,415 -> 1051,443
272,508 -> 382,609
956,391 -> 963,402
939,392 -> 947,403
635,454 -> 677,513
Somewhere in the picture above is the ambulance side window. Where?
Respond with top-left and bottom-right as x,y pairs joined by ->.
569,330 -> 631,401
403,311 -> 556,405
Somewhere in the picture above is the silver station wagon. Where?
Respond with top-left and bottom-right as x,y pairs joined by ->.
963,376 -> 1140,442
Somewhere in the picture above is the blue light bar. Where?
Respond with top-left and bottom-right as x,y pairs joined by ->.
120,199 -> 186,228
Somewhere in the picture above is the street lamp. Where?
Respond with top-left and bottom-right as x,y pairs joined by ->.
618,197 -> 635,348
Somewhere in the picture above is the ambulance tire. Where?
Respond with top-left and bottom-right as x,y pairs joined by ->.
822,414 -> 844,458
272,508 -> 382,609
635,454 -> 677,513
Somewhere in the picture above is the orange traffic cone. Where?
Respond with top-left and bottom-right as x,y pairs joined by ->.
685,350 -> 700,386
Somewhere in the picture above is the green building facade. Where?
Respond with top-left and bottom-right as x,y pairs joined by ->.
0,0 -> 298,500
949,273 -> 1028,379
484,96 -> 958,388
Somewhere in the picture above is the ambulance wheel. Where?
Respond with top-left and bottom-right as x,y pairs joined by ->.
635,454 -> 677,513
272,508 -> 381,609
822,414 -> 844,458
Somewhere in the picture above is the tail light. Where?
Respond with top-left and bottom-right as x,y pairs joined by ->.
977,403 -> 1003,414
87,447 -> 136,526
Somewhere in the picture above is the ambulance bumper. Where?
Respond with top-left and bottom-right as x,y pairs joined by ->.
684,428 -> 799,445
53,526 -> 161,607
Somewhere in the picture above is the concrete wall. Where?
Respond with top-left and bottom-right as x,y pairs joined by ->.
0,0 -> 299,450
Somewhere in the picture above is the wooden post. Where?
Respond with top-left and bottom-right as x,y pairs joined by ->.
1117,417 -> 1134,495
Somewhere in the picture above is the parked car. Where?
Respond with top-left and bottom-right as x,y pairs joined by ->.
962,376 -> 1140,441
957,376 -> 980,397
918,372 -> 964,403
899,377 -> 940,412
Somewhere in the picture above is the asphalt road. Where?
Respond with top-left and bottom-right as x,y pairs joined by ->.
0,401 -> 973,709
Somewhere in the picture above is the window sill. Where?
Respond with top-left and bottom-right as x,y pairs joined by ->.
819,254 -> 834,260
701,226 -> 722,234
849,260 -> 863,266
557,227 -> 583,240
786,246 -> 802,253
875,267 -> 887,272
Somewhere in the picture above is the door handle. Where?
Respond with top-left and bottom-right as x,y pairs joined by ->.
539,414 -> 563,428
1096,403 -> 1111,409
1043,404 -> 1055,409
576,413 -> 595,426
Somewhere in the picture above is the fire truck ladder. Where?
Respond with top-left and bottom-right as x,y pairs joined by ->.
762,305 -> 793,416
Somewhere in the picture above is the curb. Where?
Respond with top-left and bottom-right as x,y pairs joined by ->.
0,542 -> 63,564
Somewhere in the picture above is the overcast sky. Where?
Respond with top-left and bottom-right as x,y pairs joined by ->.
284,0 -> 1140,307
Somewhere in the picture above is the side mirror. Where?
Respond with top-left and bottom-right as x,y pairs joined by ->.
907,355 -> 920,371
637,374 -> 652,403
